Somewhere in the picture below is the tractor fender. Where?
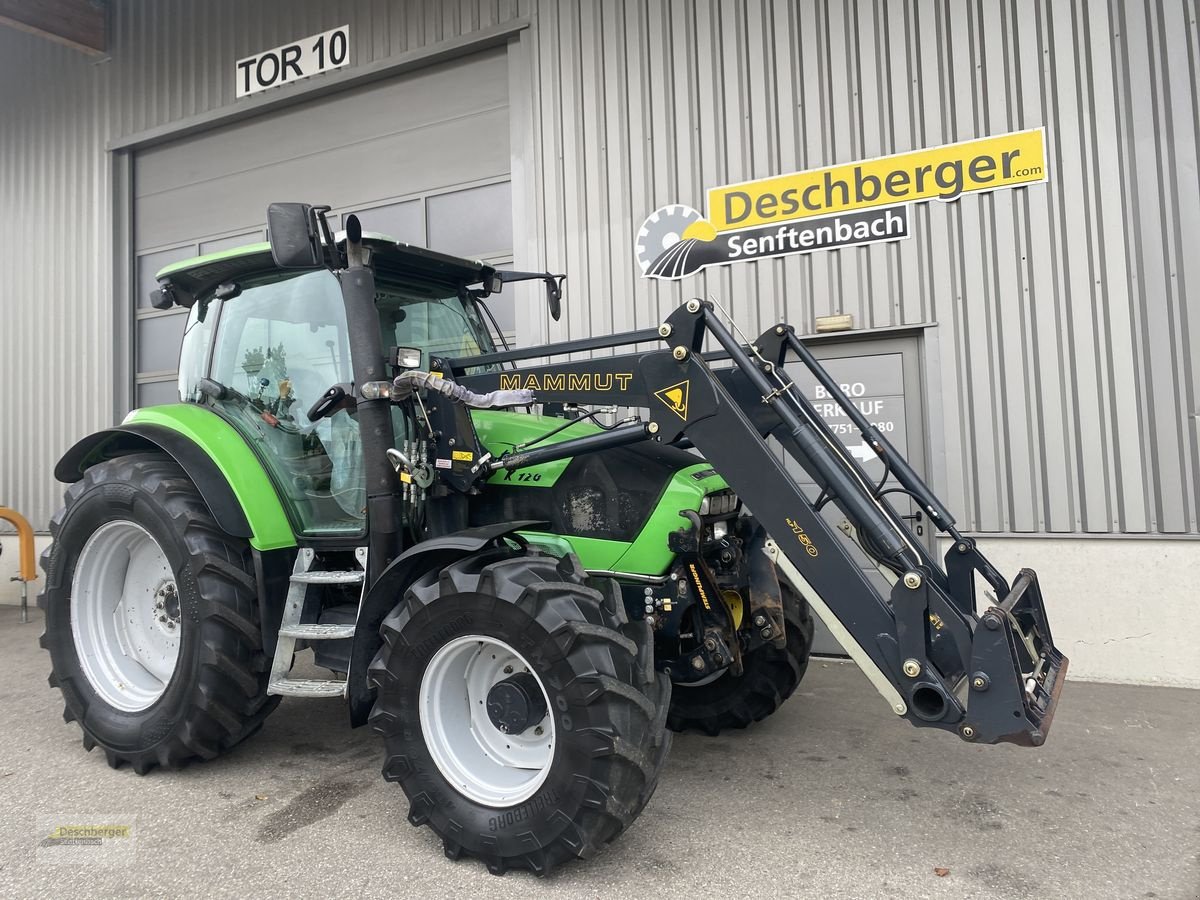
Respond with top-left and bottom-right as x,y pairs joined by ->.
57,424 -> 254,538
347,520 -> 543,726
54,416 -> 294,552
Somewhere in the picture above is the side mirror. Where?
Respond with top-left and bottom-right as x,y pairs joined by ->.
483,269 -> 566,320
546,276 -> 565,321
267,203 -> 323,269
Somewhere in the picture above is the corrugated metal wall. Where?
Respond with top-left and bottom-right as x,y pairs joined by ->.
103,0 -> 522,134
1,0 -> 1196,537
527,0 -> 1199,535
0,0 -> 526,530
0,29 -> 114,535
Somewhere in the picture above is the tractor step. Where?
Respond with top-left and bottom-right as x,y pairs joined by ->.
268,547 -> 367,700
290,570 -> 364,585
278,623 -> 356,640
267,677 -> 346,698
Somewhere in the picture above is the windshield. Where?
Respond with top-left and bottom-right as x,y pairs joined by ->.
375,277 -> 498,366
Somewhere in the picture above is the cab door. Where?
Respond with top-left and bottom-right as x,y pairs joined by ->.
198,269 -> 366,536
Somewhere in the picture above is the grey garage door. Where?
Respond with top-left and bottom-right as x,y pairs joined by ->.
132,47 -> 513,408
790,334 -> 932,655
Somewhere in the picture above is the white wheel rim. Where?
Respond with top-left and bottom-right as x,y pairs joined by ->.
70,520 -> 181,712
676,670 -> 726,688
419,635 -> 556,807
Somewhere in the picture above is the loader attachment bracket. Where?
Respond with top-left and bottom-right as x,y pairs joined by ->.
665,513 -> 745,680
963,569 -> 1068,746
944,536 -> 1011,615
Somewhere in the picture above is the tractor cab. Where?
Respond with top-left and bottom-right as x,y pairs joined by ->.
158,234 -> 504,536
156,226 -> 712,564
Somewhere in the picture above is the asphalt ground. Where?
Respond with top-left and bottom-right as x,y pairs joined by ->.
0,606 -> 1196,899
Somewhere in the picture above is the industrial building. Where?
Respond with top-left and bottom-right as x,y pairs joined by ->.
0,0 -> 1196,685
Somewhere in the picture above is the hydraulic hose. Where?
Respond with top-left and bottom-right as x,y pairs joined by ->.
392,370 -> 533,409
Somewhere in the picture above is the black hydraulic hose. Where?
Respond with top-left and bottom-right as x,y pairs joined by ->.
701,311 -> 912,564
759,343 -> 941,573
783,330 -> 958,536
515,409 -> 618,451
475,294 -> 513,353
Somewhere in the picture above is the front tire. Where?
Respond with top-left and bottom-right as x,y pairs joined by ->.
39,453 -> 279,773
368,547 -> 671,876
667,581 -> 814,735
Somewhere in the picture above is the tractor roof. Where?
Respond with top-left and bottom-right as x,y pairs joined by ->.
154,232 -> 495,301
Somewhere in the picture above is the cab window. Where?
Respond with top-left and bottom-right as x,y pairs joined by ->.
375,279 -> 498,365
203,269 -> 365,534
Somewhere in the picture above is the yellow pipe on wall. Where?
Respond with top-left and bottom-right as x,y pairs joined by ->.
0,507 -> 36,582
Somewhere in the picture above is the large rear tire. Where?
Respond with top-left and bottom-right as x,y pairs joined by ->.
368,547 -> 671,876
39,453 -> 279,773
667,581 -> 814,735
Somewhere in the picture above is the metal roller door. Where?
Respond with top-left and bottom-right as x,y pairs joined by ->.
132,47 -> 513,408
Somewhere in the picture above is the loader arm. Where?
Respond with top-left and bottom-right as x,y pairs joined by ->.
448,299 -> 1067,747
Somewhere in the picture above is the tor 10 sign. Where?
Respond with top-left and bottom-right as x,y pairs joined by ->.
236,25 -> 350,99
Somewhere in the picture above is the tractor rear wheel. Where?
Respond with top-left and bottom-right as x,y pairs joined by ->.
39,453 -> 278,772
368,547 -> 671,876
667,581 -> 814,735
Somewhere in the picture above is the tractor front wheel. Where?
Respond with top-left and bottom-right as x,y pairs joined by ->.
369,547 -> 671,876
39,453 -> 278,772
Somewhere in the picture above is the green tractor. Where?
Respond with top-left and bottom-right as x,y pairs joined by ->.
40,204 -> 1066,876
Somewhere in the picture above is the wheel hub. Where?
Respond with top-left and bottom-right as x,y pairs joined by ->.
419,635 -> 555,807
153,581 -> 181,633
486,672 -> 548,734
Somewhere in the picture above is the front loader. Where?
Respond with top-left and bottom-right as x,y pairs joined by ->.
40,203 -> 1066,876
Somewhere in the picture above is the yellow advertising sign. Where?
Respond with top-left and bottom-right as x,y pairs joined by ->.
706,128 -> 1047,231
635,128 -> 1048,280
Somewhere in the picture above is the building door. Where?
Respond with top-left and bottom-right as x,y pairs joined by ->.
129,47 -> 512,409
789,333 -> 932,655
